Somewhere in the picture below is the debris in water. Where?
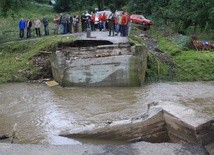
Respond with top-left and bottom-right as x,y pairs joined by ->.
11,123 -> 17,144
45,80 -> 59,86
0,134 -> 9,140
147,101 -> 159,115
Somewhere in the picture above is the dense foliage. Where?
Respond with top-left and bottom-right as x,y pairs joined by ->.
0,0 -> 26,17
53,0 -> 128,12
0,0 -> 213,33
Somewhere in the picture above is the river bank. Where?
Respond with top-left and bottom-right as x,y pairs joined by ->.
1,24 -> 214,84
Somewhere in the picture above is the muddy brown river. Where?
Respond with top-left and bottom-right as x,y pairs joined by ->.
0,82 -> 213,145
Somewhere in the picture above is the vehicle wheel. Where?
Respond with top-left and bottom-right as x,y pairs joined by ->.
142,23 -> 150,31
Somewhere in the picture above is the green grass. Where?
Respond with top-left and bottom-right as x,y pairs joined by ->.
175,51 -> 214,81
146,53 -> 170,82
0,35 -> 75,83
151,26 -> 214,82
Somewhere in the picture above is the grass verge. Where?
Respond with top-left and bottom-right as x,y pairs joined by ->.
152,26 -> 214,81
0,35 -> 75,83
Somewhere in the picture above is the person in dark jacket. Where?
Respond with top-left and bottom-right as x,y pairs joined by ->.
81,13 -> 87,32
61,14 -> 67,34
108,13 -> 115,36
59,13 -> 63,34
42,17 -> 49,35
19,18 -> 26,39
67,15 -> 73,33
26,18 -> 32,38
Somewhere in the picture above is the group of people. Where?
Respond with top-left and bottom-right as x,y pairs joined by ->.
19,17 -> 50,39
18,10 -> 130,39
18,14 -> 80,39
80,10 -> 130,37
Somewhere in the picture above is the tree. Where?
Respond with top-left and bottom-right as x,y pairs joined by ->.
0,0 -> 27,17
0,0 -> 28,16
54,0 -> 72,12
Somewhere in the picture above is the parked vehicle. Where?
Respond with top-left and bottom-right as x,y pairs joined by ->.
130,14 -> 153,25
94,10 -> 112,24
115,10 -> 123,16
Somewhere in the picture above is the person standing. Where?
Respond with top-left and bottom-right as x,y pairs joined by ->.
59,13 -> 64,34
69,15 -> 73,33
85,14 -> 91,29
67,14 -> 73,33
61,14 -> 67,34
73,15 -> 78,33
98,13 -> 103,31
90,12 -> 95,31
81,13 -> 87,32
19,18 -> 26,39
53,15 -> 59,35
124,12 -> 130,36
34,18 -> 41,37
108,13 -> 115,36
42,17 -> 49,35
114,15 -> 119,36
121,12 -> 127,37
101,12 -> 107,31
118,13 -> 122,36
26,18 -> 32,38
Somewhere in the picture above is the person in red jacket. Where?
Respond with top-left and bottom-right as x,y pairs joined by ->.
98,13 -> 103,31
125,12 -> 130,36
121,12 -> 127,36
102,12 -> 107,31
91,12 -> 95,31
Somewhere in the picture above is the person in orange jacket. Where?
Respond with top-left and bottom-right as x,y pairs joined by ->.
98,13 -> 103,31
102,12 -> 107,31
125,12 -> 130,36
121,12 -> 127,36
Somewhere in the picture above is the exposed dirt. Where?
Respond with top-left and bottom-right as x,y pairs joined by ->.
137,25 -> 176,78
29,51 -> 53,80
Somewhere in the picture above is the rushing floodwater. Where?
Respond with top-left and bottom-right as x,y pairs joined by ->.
0,82 -> 213,145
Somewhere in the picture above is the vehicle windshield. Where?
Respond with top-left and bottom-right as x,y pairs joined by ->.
115,11 -> 123,15
137,15 -> 145,19
95,11 -> 112,21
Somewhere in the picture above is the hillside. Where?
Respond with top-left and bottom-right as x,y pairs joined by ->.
129,24 -> 214,82
0,3 -> 56,43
